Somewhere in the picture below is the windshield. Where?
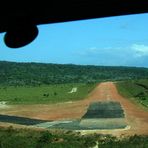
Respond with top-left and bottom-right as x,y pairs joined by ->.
0,13 -> 148,67
0,13 -> 148,147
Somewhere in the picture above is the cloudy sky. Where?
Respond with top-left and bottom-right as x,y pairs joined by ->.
0,13 -> 148,67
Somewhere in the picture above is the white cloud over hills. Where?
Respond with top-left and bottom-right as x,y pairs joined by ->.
75,44 -> 148,67
131,44 -> 148,57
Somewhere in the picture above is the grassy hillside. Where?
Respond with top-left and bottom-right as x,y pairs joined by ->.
0,127 -> 147,148
116,79 -> 148,108
0,61 -> 148,86
0,83 -> 96,104
0,127 -> 97,148
0,61 -> 148,104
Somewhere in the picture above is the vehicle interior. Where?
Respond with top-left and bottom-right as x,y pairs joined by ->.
0,1 -> 148,147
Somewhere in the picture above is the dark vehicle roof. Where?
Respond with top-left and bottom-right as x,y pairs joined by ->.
1,0 -> 148,48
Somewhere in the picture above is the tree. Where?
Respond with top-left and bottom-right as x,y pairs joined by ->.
54,92 -> 57,96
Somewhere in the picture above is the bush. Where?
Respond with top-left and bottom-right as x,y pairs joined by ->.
38,131 -> 53,143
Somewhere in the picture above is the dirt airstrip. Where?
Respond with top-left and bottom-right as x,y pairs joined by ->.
0,82 -> 148,136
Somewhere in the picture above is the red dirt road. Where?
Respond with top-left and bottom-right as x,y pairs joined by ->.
0,82 -> 148,136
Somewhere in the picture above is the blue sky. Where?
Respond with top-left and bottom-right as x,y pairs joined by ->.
0,13 -> 148,67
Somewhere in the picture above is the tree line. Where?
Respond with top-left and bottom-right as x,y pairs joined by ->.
0,61 -> 148,86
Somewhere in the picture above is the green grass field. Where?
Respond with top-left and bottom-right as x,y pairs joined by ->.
116,79 -> 148,109
0,83 -> 96,104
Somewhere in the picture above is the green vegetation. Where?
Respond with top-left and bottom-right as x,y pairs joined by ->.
0,61 -> 148,86
0,61 -> 148,104
98,134 -> 148,148
116,79 -> 148,108
0,127 -> 147,148
0,83 -> 96,104
0,127 -> 97,148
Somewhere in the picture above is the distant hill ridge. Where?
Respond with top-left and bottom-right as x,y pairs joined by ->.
0,61 -> 148,86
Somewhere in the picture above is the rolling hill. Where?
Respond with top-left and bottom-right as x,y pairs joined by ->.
0,61 -> 148,86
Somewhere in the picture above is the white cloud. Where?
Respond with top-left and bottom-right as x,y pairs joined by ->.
131,44 -> 148,57
89,47 -> 97,50
76,47 -> 100,56
88,47 -> 98,53
76,46 -> 127,57
87,46 -> 114,53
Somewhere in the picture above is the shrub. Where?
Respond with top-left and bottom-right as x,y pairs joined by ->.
38,131 -> 53,143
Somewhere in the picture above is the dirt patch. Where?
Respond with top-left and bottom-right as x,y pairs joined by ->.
0,82 -> 148,136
